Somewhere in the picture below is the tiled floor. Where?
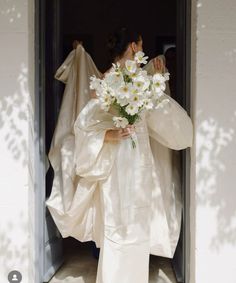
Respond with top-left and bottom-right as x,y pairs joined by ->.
49,241 -> 177,283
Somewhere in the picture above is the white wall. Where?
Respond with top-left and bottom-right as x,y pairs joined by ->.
191,0 -> 236,282
0,0 -> 35,282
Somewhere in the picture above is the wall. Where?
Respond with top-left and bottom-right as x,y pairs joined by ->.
190,0 -> 236,282
0,0 -> 35,282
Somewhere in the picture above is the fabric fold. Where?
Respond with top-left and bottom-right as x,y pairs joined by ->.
46,46 -> 105,244
73,98 -> 118,180
146,93 -> 193,150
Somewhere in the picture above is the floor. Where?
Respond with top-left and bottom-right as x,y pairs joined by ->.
48,240 -> 178,283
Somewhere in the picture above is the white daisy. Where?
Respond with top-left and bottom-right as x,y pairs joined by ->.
113,116 -> 129,128
99,93 -> 114,111
152,73 -> 166,94
104,71 -> 124,90
89,76 -> 103,95
118,83 -> 132,99
153,73 -> 166,84
116,96 -> 129,107
142,99 -> 154,110
134,51 -> 149,64
164,72 -> 170,81
130,93 -> 144,107
133,76 -> 150,92
125,60 -> 137,74
125,103 -> 139,115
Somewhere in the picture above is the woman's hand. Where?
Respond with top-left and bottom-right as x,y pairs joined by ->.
104,125 -> 135,142
153,57 -> 165,73
90,89 -> 98,98
72,40 -> 83,49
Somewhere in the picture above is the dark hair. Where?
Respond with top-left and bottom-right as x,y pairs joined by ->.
107,27 -> 142,62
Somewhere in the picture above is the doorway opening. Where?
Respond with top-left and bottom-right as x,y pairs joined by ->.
35,0 -> 191,282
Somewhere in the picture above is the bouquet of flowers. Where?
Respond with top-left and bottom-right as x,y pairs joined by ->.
89,51 -> 170,148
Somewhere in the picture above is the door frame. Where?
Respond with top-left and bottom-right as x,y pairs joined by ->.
34,0 -> 192,282
181,0 -> 192,282
34,0 -> 46,282
34,0 -> 64,282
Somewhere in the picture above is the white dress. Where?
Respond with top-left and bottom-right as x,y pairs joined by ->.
45,45 -> 193,283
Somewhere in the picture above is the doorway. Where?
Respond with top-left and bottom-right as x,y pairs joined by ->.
35,0 -> 191,282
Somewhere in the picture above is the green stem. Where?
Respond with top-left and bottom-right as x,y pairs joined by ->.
130,136 -> 136,149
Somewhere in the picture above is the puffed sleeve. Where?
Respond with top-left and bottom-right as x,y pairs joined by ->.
146,94 -> 193,150
73,98 -> 118,180
143,56 -> 193,150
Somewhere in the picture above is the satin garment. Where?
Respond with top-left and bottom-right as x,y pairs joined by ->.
45,45 -> 193,283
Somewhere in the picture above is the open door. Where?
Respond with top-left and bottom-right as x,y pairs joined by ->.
35,0 -> 64,282
172,0 -> 192,282
35,0 -> 191,282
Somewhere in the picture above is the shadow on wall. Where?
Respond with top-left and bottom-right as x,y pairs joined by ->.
0,209 -> 33,278
195,1 -> 236,252
0,0 -> 40,280
0,0 -> 23,23
0,63 -> 28,166
196,113 -> 236,250
0,0 -> 29,167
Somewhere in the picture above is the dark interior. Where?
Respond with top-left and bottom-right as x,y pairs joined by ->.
60,0 -> 176,72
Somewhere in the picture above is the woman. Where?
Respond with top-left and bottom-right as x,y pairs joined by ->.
46,27 -> 193,283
